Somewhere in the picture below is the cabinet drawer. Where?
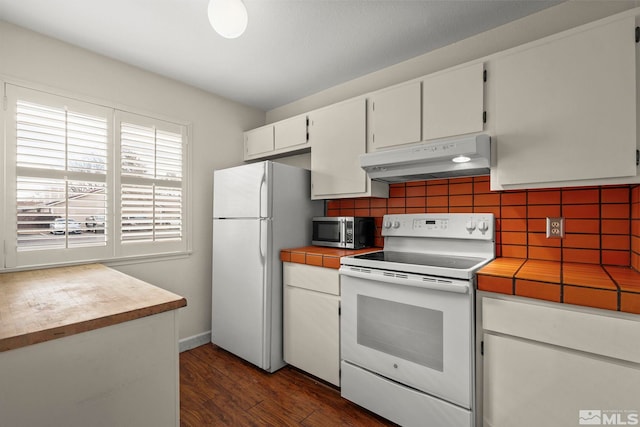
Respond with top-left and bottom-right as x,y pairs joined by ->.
283,263 -> 339,295
482,297 -> 640,363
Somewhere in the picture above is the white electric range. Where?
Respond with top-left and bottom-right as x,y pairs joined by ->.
339,213 -> 495,427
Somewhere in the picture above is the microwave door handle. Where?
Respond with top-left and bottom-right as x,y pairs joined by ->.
340,218 -> 346,248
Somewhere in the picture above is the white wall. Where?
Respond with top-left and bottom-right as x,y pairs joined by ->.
267,0 -> 638,125
0,20 -> 265,344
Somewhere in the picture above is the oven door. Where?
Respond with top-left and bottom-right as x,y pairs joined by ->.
340,266 -> 473,409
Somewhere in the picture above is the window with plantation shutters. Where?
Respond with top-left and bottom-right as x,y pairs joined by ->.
12,92 -> 109,259
3,84 -> 189,269
119,119 -> 184,244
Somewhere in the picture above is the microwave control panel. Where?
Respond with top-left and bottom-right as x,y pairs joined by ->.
344,221 -> 353,243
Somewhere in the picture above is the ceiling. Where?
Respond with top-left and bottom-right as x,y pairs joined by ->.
0,0 -> 563,111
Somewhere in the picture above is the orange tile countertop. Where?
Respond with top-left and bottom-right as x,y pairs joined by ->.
0,263 -> 187,352
281,246 -> 381,269
478,258 -> 640,314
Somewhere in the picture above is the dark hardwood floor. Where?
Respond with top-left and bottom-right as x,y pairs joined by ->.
180,343 -> 396,426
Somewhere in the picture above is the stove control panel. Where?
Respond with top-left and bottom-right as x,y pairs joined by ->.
382,213 -> 495,240
412,218 -> 448,231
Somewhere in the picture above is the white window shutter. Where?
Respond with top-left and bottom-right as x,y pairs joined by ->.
117,114 -> 185,249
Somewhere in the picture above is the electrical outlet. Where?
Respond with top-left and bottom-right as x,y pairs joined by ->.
546,217 -> 564,238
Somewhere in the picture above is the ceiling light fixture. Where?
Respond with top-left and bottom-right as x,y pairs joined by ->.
207,0 -> 248,39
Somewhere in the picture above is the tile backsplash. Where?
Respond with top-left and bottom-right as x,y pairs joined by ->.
326,176 -> 640,271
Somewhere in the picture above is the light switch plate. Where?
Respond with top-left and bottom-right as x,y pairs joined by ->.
546,217 -> 564,238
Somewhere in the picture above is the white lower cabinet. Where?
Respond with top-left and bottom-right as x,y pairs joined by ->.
283,262 -> 340,386
481,295 -> 640,427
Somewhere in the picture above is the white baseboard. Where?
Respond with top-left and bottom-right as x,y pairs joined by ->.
179,331 -> 211,353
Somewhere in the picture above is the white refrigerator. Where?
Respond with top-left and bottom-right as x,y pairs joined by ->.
212,161 -> 323,372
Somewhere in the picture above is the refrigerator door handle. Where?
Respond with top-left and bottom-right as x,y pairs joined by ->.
259,218 -> 269,367
258,219 -> 267,264
258,168 -> 267,218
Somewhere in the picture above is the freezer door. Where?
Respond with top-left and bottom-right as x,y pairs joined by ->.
212,218 -> 271,369
213,161 -> 270,218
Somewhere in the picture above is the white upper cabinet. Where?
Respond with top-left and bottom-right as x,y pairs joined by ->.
367,64 -> 485,152
244,114 -> 309,161
274,114 -> 308,151
244,125 -> 274,160
309,98 -> 388,200
422,62 -> 485,141
367,81 -> 422,151
491,15 -> 639,189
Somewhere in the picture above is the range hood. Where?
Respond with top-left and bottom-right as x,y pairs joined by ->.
360,133 -> 491,183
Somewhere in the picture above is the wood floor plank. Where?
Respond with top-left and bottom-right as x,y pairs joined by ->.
247,400 -> 308,427
180,344 -> 396,427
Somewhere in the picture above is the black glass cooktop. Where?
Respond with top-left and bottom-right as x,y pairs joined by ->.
353,251 -> 485,270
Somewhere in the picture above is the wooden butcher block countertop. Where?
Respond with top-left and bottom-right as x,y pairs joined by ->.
0,263 -> 187,352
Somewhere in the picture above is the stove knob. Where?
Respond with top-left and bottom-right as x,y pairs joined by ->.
478,220 -> 489,234
392,221 -> 401,229
465,220 -> 476,234
384,221 -> 392,229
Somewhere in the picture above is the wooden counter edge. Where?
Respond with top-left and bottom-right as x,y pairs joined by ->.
0,297 -> 187,353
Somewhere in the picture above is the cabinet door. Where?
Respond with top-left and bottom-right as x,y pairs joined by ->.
483,333 -> 640,427
481,296 -> 640,427
309,98 -> 369,199
493,16 -> 637,187
274,115 -> 307,150
368,81 -> 421,151
422,62 -> 484,141
284,285 -> 340,386
244,125 -> 274,159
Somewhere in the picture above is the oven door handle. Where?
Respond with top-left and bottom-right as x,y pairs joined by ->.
339,267 -> 470,294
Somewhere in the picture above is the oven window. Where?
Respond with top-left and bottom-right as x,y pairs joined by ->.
357,295 -> 444,371
314,222 -> 340,242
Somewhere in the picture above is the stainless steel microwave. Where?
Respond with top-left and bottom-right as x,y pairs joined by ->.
312,217 -> 375,249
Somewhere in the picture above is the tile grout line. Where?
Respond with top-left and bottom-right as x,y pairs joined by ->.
601,265 -> 622,311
